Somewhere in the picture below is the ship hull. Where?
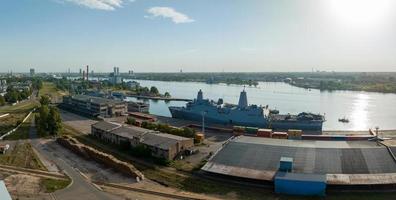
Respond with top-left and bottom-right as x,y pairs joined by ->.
169,107 -> 323,131
169,107 -> 268,128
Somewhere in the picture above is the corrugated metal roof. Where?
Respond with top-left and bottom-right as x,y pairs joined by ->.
141,133 -> 184,150
203,136 -> 396,180
0,181 -> 12,200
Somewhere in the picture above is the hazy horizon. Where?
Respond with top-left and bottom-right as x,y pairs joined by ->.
1,0 -> 396,73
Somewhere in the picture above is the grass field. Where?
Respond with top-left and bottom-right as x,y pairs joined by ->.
40,178 -> 71,193
39,82 -> 68,103
0,100 -> 38,114
0,142 -> 46,170
0,113 -> 26,135
3,114 -> 33,140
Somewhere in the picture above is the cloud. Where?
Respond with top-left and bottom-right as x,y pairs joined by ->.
146,7 -> 194,24
64,0 -> 124,11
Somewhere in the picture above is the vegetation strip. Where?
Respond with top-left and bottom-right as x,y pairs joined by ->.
0,164 -> 67,180
0,108 -> 35,140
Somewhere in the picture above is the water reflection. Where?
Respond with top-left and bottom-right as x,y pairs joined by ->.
350,94 -> 369,131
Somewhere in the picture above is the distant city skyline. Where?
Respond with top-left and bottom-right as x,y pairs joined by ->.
1,0 -> 396,72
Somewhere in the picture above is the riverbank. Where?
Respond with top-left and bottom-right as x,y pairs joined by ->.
323,130 -> 396,137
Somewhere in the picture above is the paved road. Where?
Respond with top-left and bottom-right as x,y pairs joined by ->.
29,116 -> 122,200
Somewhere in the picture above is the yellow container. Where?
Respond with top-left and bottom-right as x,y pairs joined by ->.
195,133 -> 205,143
288,129 -> 302,137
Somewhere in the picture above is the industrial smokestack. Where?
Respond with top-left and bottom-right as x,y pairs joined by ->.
83,70 -> 85,80
86,65 -> 89,80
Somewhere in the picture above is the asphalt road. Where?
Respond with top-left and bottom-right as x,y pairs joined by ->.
29,116 -> 122,200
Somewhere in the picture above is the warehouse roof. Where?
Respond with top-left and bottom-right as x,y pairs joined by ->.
111,126 -> 150,138
93,122 -> 192,150
141,133 -> 188,150
92,121 -> 121,132
202,136 -> 396,182
71,95 -> 124,105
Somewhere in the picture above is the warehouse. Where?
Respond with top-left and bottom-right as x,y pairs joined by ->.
61,95 -> 127,118
91,121 -> 194,160
202,136 -> 396,186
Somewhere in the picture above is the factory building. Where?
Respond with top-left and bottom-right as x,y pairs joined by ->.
61,95 -> 127,118
110,67 -> 123,84
91,121 -> 194,160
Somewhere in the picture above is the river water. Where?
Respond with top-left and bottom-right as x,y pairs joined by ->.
124,79 -> 396,131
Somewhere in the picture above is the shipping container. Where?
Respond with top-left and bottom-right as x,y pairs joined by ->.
272,132 -> 288,139
233,126 -> 245,132
195,133 -> 205,143
245,127 -> 258,134
288,129 -> 302,137
274,172 -> 326,196
257,129 -> 272,137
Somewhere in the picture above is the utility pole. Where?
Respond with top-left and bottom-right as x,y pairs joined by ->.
202,111 -> 206,134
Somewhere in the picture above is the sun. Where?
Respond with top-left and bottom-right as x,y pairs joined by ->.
327,0 -> 392,28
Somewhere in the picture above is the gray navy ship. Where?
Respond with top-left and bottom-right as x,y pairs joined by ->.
169,89 -> 325,131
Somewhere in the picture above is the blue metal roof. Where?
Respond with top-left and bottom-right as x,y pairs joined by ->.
275,172 -> 326,182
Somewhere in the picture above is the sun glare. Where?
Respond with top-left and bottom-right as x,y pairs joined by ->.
327,0 -> 392,28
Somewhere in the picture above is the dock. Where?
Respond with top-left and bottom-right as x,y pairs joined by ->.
126,94 -> 192,102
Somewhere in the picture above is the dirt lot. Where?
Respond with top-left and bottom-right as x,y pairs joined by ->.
0,140 -> 46,170
0,172 -> 59,200
43,139 -> 137,184
60,110 -> 98,134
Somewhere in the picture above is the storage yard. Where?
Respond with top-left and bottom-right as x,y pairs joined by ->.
202,136 -> 396,189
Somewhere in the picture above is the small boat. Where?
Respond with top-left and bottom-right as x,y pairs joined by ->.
338,117 -> 349,123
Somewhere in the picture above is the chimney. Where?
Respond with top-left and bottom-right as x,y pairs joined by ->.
86,65 -> 89,80
83,70 -> 86,80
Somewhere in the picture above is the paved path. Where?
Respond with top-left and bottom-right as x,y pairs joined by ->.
28,116 -> 122,200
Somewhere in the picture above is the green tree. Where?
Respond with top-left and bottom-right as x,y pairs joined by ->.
4,89 -> 19,103
0,95 -> 5,106
149,86 -> 159,95
40,95 -> 51,105
38,105 -> 50,132
126,117 -> 136,125
48,107 -> 62,135
164,92 -> 171,97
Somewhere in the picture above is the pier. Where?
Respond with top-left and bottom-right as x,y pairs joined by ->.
126,94 -> 192,102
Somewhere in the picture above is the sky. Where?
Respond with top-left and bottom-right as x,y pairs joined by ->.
0,0 -> 396,73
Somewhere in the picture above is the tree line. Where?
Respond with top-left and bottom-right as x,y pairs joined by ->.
35,96 -> 62,136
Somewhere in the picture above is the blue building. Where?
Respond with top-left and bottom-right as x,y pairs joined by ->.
274,172 -> 326,196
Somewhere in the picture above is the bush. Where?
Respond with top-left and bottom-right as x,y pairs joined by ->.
126,117 -> 136,125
